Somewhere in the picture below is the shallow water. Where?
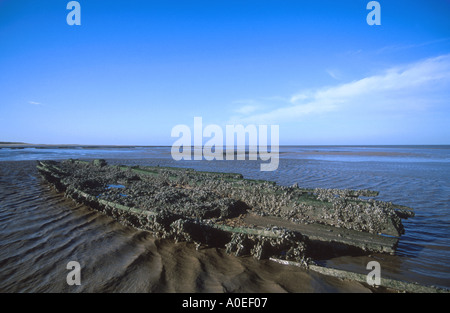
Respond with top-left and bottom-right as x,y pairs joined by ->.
0,145 -> 449,292
0,161 -> 370,293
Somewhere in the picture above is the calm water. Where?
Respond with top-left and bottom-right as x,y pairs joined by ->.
0,145 -> 449,291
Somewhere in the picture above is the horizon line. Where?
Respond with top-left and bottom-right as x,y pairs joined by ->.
1,142 -> 450,148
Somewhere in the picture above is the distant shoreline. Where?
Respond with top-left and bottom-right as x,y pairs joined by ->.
0,143 -> 172,149
1,142 -> 449,149
0,142 -> 28,145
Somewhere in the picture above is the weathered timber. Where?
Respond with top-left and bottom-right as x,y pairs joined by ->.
37,159 -> 414,262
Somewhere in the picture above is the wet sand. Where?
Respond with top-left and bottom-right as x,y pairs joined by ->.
0,161 -> 374,293
297,151 -> 414,157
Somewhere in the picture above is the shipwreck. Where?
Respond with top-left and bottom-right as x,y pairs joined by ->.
37,159 -> 450,292
36,159 -> 415,263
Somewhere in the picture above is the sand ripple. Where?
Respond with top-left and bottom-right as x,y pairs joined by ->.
0,161 -> 372,292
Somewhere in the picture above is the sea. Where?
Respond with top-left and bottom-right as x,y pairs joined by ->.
0,145 -> 449,292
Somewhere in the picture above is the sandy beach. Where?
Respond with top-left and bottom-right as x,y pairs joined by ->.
1,145 -> 449,293
0,160 -> 376,292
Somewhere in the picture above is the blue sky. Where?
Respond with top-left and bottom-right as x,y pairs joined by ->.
1,0 -> 449,145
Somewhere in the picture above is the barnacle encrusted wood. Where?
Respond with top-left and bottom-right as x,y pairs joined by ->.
37,159 -> 414,262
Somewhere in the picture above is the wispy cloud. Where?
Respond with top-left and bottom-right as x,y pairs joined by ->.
232,99 -> 261,115
235,105 -> 259,115
325,69 -> 341,80
28,101 -> 44,106
341,49 -> 362,57
230,54 -> 450,125
376,38 -> 450,55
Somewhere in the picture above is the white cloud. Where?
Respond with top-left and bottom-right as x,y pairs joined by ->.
376,38 -> 450,55
289,93 -> 309,103
234,104 -> 259,115
231,54 -> 450,125
28,101 -> 41,105
326,69 -> 341,80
